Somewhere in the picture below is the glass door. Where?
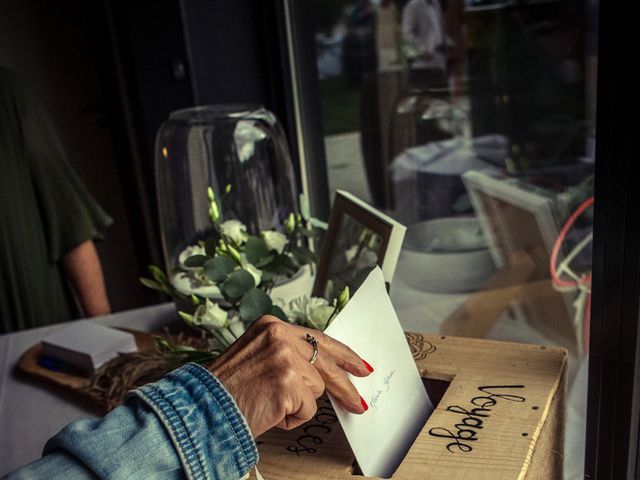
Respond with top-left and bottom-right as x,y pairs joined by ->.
278,0 -> 621,477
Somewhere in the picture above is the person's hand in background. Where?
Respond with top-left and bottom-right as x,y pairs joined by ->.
60,240 -> 111,317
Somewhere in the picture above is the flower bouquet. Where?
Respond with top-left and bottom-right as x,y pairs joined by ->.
140,186 -> 349,366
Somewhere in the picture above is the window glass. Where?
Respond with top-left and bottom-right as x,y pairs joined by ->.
310,0 -> 597,477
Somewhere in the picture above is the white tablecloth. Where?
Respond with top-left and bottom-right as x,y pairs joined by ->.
0,303 -> 179,476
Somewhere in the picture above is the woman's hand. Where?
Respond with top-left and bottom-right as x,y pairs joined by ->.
207,315 -> 373,438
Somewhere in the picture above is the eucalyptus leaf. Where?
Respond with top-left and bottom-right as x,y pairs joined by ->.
255,254 -> 275,268
140,278 -> 166,293
221,269 -> 255,301
272,255 -> 298,276
245,236 -> 270,265
203,256 -> 236,283
170,349 -> 219,364
148,265 -> 169,286
239,288 -> 273,322
204,237 -> 219,256
269,305 -> 288,322
184,255 -> 208,267
260,270 -> 276,284
290,245 -> 316,265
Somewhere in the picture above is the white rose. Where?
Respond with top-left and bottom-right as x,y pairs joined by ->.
262,230 -> 287,255
287,296 -> 333,330
194,299 -> 228,329
305,297 -> 335,330
178,244 -> 207,269
287,295 -> 311,323
220,220 -> 248,245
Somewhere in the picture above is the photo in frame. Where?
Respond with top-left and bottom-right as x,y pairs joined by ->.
312,190 -> 406,299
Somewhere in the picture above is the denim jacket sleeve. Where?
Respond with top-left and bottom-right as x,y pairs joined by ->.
4,363 -> 259,480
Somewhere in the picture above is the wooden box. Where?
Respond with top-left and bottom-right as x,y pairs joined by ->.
250,333 -> 567,479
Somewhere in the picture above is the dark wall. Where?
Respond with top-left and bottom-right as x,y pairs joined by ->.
0,0 -> 160,312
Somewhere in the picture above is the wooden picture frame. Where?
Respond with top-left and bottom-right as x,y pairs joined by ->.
312,190 -> 406,298
462,170 -> 563,270
462,169 -> 577,349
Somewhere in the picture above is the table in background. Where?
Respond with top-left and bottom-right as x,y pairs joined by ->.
0,303 -> 178,475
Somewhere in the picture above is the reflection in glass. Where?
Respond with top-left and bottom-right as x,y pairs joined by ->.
154,105 -> 297,296
323,214 -> 383,299
309,1 -> 596,477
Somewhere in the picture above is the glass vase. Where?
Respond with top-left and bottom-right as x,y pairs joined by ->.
154,104 -> 298,298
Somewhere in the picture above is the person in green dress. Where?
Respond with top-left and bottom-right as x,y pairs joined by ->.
0,67 -> 113,333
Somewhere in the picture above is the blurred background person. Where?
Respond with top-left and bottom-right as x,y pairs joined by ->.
402,0 -> 448,88
0,67 -> 112,334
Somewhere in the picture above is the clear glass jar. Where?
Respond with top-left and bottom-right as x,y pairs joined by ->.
154,104 -> 298,294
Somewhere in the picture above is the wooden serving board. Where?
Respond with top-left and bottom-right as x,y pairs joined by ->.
18,329 -> 157,409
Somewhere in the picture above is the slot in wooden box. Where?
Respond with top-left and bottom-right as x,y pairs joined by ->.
250,333 -> 567,479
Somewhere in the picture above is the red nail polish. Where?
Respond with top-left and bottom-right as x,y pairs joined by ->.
362,360 -> 374,372
360,396 -> 369,412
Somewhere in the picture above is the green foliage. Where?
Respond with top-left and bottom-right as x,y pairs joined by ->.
155,337 -> 219,364
204,237 -> 218,256
139,278 -> 164,293
239,288 -> 273,322
245,236 -> 271,267
140,265 -> 184,299
203,256 -> 236,283
290,245 -> 316,266
270,255 -> 299,276
269,305 -> 288,322
184,255 -> 208,267
221,269 -> 255,301
319,76 -> 361,135
139,187 -> 331,365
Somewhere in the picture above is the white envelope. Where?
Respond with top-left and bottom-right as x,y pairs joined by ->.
324,267 -> 433,478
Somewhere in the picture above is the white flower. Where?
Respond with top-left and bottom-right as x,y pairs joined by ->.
220,219 -> 248,245
234,120 -> 267,162
307,304 -> 335,330
262,230 -> 287,255
286,295 -> 312,322
287,296 -> 334,330
194,299 -> 228,329
178,244 -> 206,269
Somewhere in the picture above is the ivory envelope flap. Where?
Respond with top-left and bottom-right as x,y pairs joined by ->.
324,267 -> 434,478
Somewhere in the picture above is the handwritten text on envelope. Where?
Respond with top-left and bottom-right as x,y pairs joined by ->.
324,267 -> 434,478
